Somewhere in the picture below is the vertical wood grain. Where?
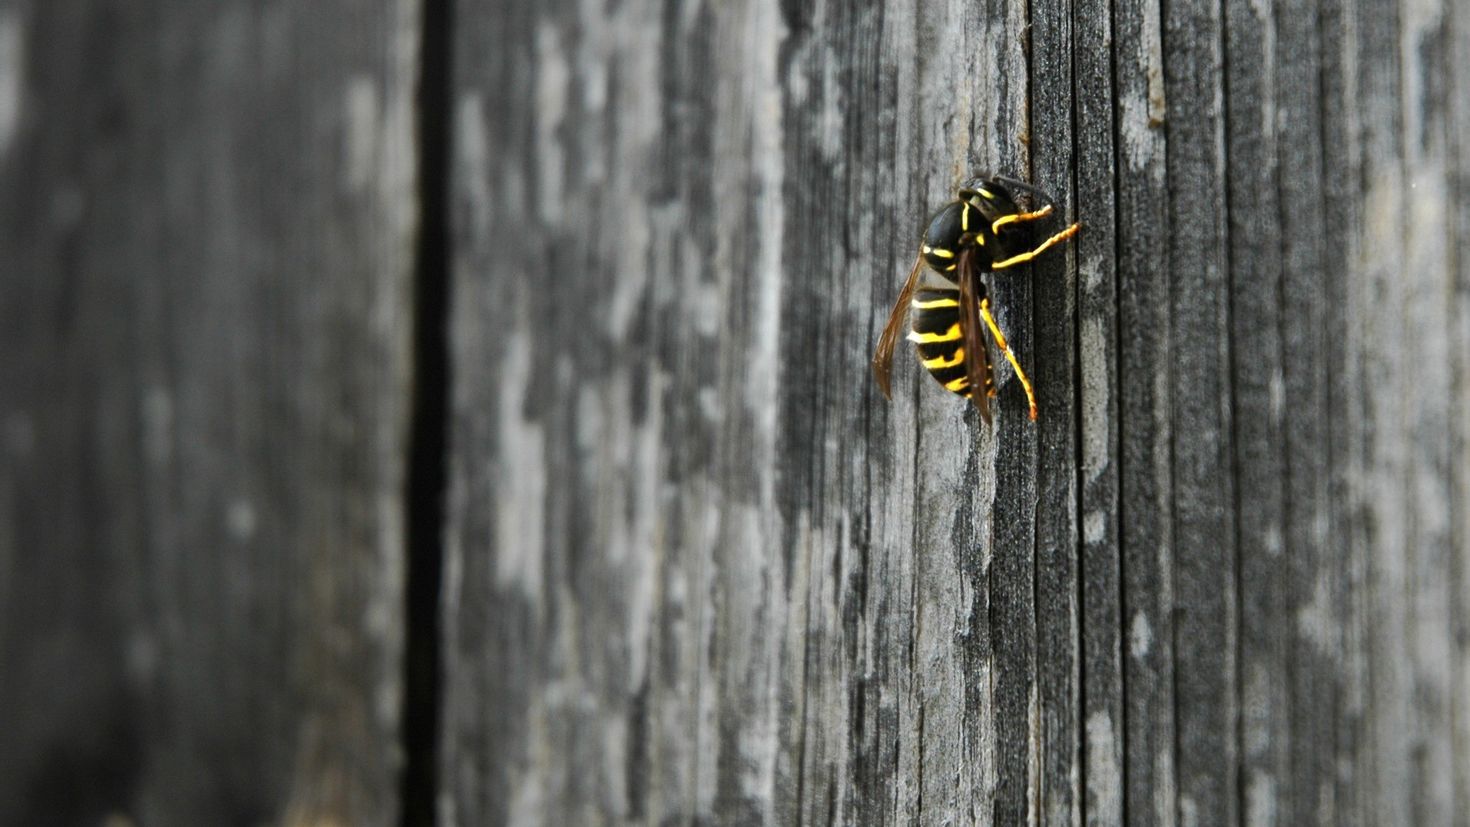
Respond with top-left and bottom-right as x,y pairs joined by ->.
1317,0 -> 1371,821
4,0 -> 1470,823
1397,0 -> 1458,820
1274,1 -> 1340,822
1030,0 -> 1082,820
1113,0 -> 1178,820
440,0 -> 1048,821
1073,0 -> 1125,820
1224,0 -> 1290,819
1163,0 -> 1238,817
1355,0 -> 1412,821
1449,1 -> 1470,823
0,1 -> 419,824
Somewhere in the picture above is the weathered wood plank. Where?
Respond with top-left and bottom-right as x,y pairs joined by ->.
1113,0 -> 1178,820
1449,2 -> 1470,823
1354,0 -> 1413,821
1396,0 -> 1459,821
1029,0 -> 1081,820
1317,0 -> 1372,821
2,0 -> 1470,822
1273,1 -> 1340,822
1073,0 -> 1125,819
8,0 -> 1470,823
1223,0 -> 1291,821
1163,0 -> 1239,818
965,0 -> 1034,822
443,0 -> 819,822
0,1 -> 419,824
442,0 -> 1057,821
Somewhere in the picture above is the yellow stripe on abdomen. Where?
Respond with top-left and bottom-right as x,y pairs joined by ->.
907,323 -> 961,343
921,348 -> 965,369
911,296 -> 960,310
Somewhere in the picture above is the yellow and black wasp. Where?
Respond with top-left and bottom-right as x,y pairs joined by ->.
871,175 -> 1079,423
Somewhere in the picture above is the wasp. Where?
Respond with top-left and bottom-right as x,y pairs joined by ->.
871,175 -> 1079,424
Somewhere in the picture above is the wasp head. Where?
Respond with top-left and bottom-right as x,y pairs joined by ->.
958,178 -> 1022,226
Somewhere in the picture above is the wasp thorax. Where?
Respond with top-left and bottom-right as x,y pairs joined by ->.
921,200 -> 980,272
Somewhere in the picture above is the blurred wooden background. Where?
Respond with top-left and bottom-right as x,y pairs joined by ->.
2,0 -> 1468,824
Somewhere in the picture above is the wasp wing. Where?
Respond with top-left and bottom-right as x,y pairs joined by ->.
957,249 -> 995,425
872,252 -> 924,399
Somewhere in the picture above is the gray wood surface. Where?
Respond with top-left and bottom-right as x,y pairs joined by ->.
0,1 -> 419,824
442,0 -> 1470,823
3,0 -> 1470,824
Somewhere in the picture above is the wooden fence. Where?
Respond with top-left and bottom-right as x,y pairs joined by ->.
2,0 -> 1468,824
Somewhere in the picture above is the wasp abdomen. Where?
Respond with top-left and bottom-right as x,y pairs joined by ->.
906,288 -> 992,399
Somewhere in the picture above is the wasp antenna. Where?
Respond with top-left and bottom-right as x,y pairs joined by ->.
991,175 -> 1060,208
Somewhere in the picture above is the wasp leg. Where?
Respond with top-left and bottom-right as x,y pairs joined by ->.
979,297 -> 1039,421
990,203 -> 1054,235
989,222 -> 1081,270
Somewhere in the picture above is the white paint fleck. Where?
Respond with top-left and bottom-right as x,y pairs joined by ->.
535,22 -> 569,223
1268,369 -> 1285,420
344,75 -> 379,192
1085,712 -> 1121,821
368,487 -> 403,652
1296,573 -> 1335,651
1246,770 -> 1278,826
1180,795 -> 1199,827
1312,507 -> 1330,547
785,54 -> 808,106
457,93 -> 492,234
1084,509 -> 1106,545
1081,316 -> 1110,482
697,386 -> 721,423
816,46 -> 843,160
1263,523 -> 1283,556
689,277 -> 721,337
1119,39 -> 1165,173
1129,611 -> 1152,659
495,334 -> 547,599
375,680 -> 400,737
1080,256 -> 1104,292
1154,748 -> 1177,825
602,0 -> 660,153
744,0 -> 787,520
226,498 -> 257,541
580,45 -> 608,115
1118,92 -> 1151,171
0,9 -> 24,156
507,753 -> 547,827
622,371 -> 663,686
3,411 -> 33,457
384,0 -> 419,222
606,203 -> 649,340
